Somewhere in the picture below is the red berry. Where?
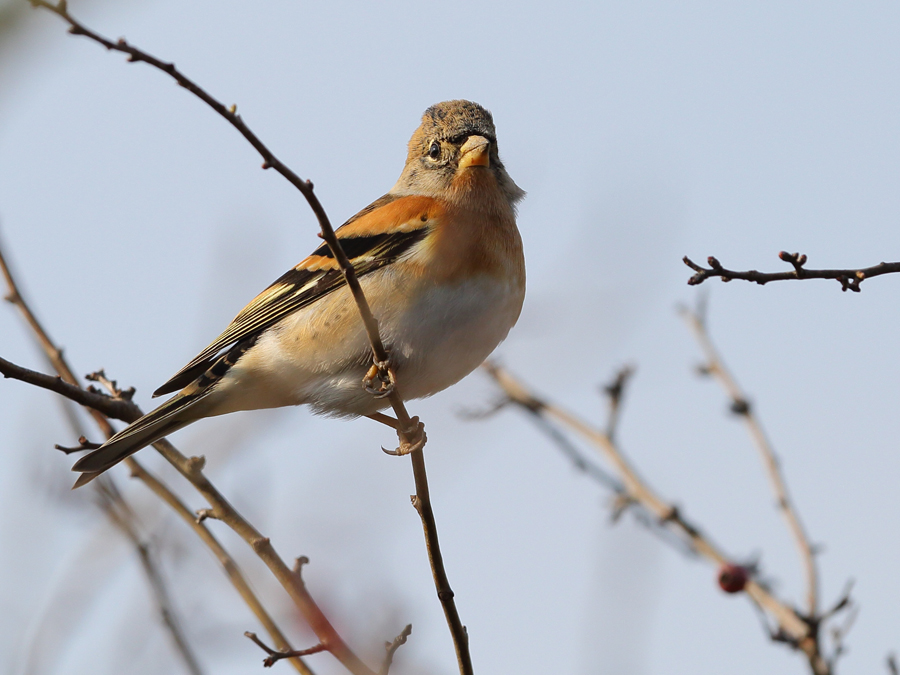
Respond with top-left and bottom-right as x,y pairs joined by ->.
717,563 -> 748,594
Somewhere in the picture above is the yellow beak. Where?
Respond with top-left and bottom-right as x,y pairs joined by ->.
458,135 -> 491,169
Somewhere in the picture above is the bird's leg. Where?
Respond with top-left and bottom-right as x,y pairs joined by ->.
367,411 -> 400,430
362,352 -> 426,455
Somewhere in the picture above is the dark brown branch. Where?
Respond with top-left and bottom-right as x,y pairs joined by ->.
54,436 -> 102,453
683,252 -> 900,292
244,632 -> 328,668
30,3 -> 469,671
0,355 -> 139,421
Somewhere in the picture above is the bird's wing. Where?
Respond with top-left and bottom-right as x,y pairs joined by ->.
153,193 -> 439,397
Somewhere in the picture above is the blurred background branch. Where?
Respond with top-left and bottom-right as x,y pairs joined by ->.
481,346 -> 855,675
1,236 -> 317,675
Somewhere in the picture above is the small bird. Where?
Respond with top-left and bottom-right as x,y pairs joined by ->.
72,100 -> 525,487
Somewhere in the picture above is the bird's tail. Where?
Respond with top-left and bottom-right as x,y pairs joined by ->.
71,388 -> 212,488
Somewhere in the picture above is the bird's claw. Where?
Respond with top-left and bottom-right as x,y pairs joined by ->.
363,358 -> 395,398
382,417 -> 426,456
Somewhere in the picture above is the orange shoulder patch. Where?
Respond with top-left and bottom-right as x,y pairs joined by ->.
336,194 -> 445,238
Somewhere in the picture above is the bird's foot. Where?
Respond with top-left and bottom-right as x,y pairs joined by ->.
363,358 -> 395,398
382,416 -> 426,456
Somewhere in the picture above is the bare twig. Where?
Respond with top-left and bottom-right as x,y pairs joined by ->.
3,350 -> 335,673
680,305 -> 820,619
887,653 -> 898,675
601,365 -> 634,442
683,252 -> 900,292
379,625 -> 412,675
244,632 -> 327,668
482,362 -> 829,675
468,368 -> 700,557
0,241 -> 313,675
1,239 -> 205,675
826,603 -> 858,669
96,481 -> 205,675
55,436 -> 102,453
29,3 -> 470,671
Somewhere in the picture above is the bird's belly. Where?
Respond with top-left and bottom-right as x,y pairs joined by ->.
207,274 -> 523,418
386,277 -> 524,401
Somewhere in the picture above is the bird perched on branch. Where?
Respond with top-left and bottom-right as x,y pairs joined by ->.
72,100 -> 526,487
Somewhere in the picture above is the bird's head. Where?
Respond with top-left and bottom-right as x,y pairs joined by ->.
394,100 -> 524,210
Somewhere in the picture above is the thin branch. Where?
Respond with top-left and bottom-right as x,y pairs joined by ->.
3,353 -> 365,673
30,4 -> 470,671
132,463 -> 316,675
601,365 -> 634,443
379,625 -> 412,675
0,241 -> 314,675
680,305 -> 820,619
1,239 -> 206,675
683,252 -> 900,292
482,362 -> 828,674
244,632 -> 327,668
97,481 -> 205,675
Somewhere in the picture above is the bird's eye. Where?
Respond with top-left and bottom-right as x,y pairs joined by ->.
428,142 -> 441,160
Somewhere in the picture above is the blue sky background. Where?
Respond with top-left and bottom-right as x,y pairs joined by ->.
1,1 -> 899,673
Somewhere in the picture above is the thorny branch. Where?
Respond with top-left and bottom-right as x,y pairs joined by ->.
30,3 -> 467,672
680,304 -> 820,619
0,240 -> 314,675
481,361 -> 853,675
683,251 -> 900,292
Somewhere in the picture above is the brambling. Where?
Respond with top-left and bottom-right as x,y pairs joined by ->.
72,100 -> 525,487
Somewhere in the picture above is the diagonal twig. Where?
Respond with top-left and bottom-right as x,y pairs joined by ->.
0,238 -> 314,675
1,237 -> 205,675
29,3 -> 469,671
1,352 -> 364,674
482,361 -> 830,674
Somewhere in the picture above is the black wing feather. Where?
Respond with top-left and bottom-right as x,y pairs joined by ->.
153,213 -> 428,397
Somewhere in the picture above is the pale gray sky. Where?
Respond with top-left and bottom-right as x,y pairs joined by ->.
1,1 -> 899,674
